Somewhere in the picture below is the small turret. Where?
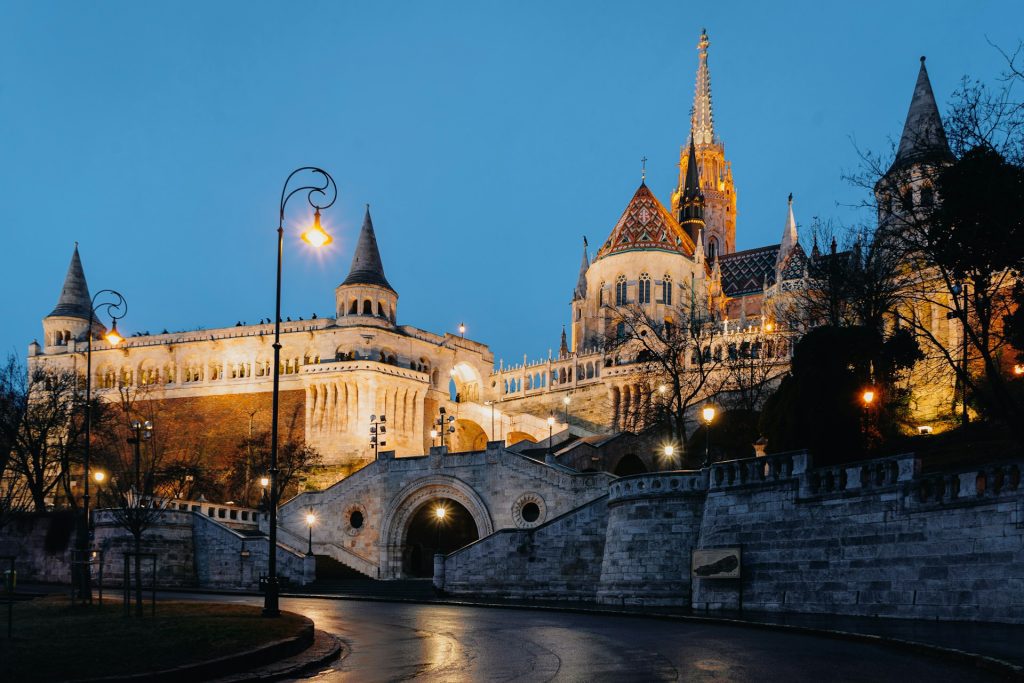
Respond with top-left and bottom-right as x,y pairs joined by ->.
890,57 -> 953,173
573,236 -> 589,301
335,206 -> 398,328
43,244 -> 100,350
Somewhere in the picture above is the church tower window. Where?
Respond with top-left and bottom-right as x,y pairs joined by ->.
638,273 -> 651,304
662,275 -> 673,305
615,276 -> 627,305
707,237 -> 719,262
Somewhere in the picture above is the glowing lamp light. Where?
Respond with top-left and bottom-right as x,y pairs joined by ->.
862,389 -> 876,405
764,321 -> 774,333
430,429 -> 438,439
300,208 -> 333,248
563,396 -> 571,406
435,506 -> 447,520
260,476 -> 270,488
658,384 -> 667,394
702,405 -> 716,424
306,513 -> 316,527
1014,364 -> 1024,376
104,321 -> 123,346
663,445 -> 675,458
458,322 -> 466,336
93,470 -> 106,483
547,415 -> 556,426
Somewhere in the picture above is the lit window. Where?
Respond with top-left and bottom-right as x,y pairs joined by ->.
615,275 -> 627,305
638,273 -> 651,304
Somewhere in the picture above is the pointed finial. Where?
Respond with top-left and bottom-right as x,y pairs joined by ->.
641,156 -> 647,183
920,55 -> 926,63
788,193 -> 793,203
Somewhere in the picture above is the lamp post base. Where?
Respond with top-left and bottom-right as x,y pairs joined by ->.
262,577 -> 280,617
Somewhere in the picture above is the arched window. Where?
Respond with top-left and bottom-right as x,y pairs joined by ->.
377,302 -> 386,317
349,300 -> 358,315
662,275 -> 672,305
707,236 -> 719,262
599,282 -> 605,306
616,321 -> 626,339
615,275 -> 627,305
363,300 -> 373,315
638,273 -> 651,304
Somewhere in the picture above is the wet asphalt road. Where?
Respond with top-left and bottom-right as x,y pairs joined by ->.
186,593 -> 1003,682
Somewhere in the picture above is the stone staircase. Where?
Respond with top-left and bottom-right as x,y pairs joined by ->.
291,555 -> 437,600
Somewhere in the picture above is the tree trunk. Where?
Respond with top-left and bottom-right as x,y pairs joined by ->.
134,533 -> 143,617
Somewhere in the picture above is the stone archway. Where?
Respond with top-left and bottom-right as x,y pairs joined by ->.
379,475 -> 494,578
402,498 -> 479,577
507,431 -> 537,446
452,418 -> 487,452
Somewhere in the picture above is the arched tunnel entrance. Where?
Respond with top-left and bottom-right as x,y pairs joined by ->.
402,498 -> 480,577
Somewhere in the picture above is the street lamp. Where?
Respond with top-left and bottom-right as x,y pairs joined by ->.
434,504 -> 447,551
265,167 -> 337,619
483,400 -> 495,442
305,512 -> 316,556
562,395 -> 571,427
369,414 -> 387,459
547,414 -> 556,460
701,404 -> 716,468
861,388 -> 876,406
663,445 -> 675,458
458,322 -> 466,338
80,288 -> 127,602
126,420 -> 153,496
434,407 -> 455,449
93,470 -> 106,484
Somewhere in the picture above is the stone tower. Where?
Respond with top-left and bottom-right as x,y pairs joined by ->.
875,56 -> 954,226
671,29 -> 736,259
335,206 -> 398,328
570,236 -> 589,354
42,244 -> 100,350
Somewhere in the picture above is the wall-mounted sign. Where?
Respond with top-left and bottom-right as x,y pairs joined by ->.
692,547 -> 741,579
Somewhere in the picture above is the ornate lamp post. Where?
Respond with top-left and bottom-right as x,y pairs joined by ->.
305,512 -> 316,556
264,167 -> 337,618
370,414 -> 387,459
79,289 -> 127,602
701,404 -> 716,468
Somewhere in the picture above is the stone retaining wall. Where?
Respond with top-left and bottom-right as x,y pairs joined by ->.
444,495 -> 609,600
442,450 -> 1024,622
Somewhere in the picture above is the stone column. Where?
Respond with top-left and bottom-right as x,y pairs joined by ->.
433,553 -> 445,591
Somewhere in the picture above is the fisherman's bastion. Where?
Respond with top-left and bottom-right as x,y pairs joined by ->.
16,32 -> 1020,624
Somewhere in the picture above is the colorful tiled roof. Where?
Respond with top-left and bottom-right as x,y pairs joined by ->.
719,245 -> 779,296
596,183 -> 696,260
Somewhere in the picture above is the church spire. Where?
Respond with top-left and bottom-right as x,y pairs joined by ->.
573,236 -> 589,301
341,205 -> 394,291
559,326 -> 569,359
691,29 -> 715,147
677,137 -> 706,244
778,193 -> 798,259
891,56 -> 953,172
49,243 -> 93,319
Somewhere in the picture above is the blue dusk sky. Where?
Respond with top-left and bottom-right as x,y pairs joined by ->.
1,1 -> 1022,365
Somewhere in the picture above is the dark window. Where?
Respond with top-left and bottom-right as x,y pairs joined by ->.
350,510 -> 364,529
521,502 -> 540,523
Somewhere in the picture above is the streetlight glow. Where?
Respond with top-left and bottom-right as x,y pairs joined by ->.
435,505 -> 447,520
702,405 -> 716,424
104,321 -> 123,346
663,445 -> 674,457
260,476 -> 270,488
547,415 -> 555,426
306,513 -> 316,527
862,389 -> 876,405
300,208 -> 333,248
93,470 -> 106,483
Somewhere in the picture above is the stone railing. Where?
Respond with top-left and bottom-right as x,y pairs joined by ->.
911,461 -> 1022,505
709,451 -> 810,490
302,359 -> 429,382
608,471 -> 705,502
164,499 -> 262,528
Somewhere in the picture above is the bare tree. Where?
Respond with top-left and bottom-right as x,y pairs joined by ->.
223,430 -> 322,507
602,294 -> 727,452
845,45 -> 1024,433
0,355 -> 97,512
719,333 -> 788,414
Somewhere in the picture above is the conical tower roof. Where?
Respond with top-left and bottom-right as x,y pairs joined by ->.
341,206 -> 394,291
49,244 -> 93,319
778,193 -> 798,260
890,57 -> 953,172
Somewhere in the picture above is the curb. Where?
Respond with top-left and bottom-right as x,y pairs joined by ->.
71,612 -> 315,683
210,629 -> 347,682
